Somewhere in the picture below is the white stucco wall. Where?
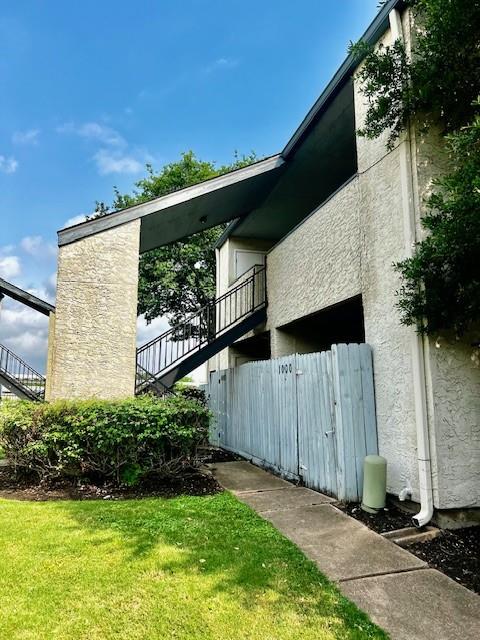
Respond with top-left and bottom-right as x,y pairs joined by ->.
357,142 -> 421,501
266,177 -> 361,331
426,332 -> 480,508
48,220 -> 140,400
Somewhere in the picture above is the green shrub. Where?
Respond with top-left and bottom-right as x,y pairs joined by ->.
175,385 -> 208,408
0,395 -> 210,485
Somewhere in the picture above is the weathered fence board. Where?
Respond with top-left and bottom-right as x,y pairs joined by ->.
205,344 -> 378,501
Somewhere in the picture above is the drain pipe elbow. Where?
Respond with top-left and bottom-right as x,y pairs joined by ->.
412,456 -> 434,527
412,504 -> 433,528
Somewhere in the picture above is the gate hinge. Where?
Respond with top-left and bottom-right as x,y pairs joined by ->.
296,370 -> 303,376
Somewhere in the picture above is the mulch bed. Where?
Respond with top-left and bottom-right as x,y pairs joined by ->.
340,502 -> 480,594
341,502 -> 412,532
0,466 -> 222,501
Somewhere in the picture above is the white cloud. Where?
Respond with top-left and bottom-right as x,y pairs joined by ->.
203,57 -> 239,74
0,255 -> 21,278
94,149 -> 144,175
0,300 -> 49,372
1,305 -> 46,330
57,121 -> 125,147
46,272 -> 57,299
0,246 -> 57,371
0,244 -> 15,256
56,120 -> 149,176
135,316 -> 206,384
12,128 -> 40,145
62,214 -> 88,228
0,155 -> 18,174
20,235 -> 56,258
136,315 -> 170,346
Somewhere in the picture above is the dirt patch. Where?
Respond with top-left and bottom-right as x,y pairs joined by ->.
340,502 -> 480,594
0,467 -> 222,501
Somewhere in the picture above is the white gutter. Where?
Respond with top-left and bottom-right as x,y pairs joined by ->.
389,8 -> 434,527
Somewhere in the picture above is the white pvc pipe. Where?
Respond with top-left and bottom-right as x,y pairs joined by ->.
389,8 -> 434,528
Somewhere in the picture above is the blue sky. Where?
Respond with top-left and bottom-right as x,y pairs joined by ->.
0,0 -> 379,371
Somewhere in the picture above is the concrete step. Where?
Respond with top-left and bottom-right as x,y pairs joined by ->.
382,525 -> 442,547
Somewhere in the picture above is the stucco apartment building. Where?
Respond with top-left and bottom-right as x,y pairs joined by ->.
207,3 -> 479,520
2,0 -> 476,525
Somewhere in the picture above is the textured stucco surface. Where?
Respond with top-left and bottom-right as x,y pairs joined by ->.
267,177 -> 361,332
357,142 -> 420,500
427,334 -> 480,508
48,220 -> 140,400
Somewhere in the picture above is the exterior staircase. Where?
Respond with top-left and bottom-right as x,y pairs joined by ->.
136,265 -> 266,393
0,343 -> 46,401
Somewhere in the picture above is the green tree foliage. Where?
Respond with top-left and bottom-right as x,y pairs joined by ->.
97,151 -> 258,325
350,0 -> 480,334
350,0 -> 480,148
396,108 -> 480,334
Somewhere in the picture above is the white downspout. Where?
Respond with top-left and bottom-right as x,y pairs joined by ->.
389,8 -> 434,527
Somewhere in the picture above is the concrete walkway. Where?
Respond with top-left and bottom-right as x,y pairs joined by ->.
209,461 -> 480,640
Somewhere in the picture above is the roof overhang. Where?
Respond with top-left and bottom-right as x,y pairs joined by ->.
0,278 -> 55,316
58,155 -> 285,252
58,0 -> 404,253
216,0 -> 404,247
282,0 -> 404,158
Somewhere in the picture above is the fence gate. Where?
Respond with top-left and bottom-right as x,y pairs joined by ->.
296,350 -> 338,496
206,343 -> 378,501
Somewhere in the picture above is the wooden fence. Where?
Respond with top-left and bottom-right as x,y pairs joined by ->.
205,344 -> 378,501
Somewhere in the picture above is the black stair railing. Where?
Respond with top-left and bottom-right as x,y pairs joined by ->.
0,343 -> 46,400
135,363 -> 175,397
136,264 -> 266,392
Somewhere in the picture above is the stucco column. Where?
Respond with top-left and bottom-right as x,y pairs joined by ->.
271,328 -> 296,358
47,219 -> 141,400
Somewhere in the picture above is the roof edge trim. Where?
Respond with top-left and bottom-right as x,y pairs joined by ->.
58,154 -> 285,247
281,0 -> 403,158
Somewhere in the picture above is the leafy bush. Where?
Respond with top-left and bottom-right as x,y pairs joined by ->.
0,395 -> 210,485
175,385 -> 208,408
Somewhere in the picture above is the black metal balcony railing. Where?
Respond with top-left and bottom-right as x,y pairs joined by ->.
135,363 -> 175,397
136,264 -> 266,392
0,343 -> 46,401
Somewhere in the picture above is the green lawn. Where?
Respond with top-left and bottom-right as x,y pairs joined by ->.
0,492 -> 386,640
